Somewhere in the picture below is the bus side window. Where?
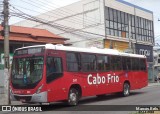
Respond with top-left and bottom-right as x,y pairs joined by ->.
139,58 -> 146,71
126,58 -> 131,70
115,56 -> 122,70
81,54 -> 96,72
97,55 -> 111,71
46,57 -> 63,83
111,56 -> 122,71
122,57 -> 127,70
67,52 -> 81,72
131,58 -> 140,71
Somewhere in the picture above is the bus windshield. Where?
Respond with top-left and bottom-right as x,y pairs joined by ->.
11,56 -> 44,88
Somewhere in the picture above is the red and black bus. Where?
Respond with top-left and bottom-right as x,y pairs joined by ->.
10,44 -> 148,105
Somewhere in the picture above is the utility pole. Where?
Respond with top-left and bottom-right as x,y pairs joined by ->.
3,0 -> 10,105
128,16 -> 133,53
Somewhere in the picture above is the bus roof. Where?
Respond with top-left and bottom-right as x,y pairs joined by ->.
15,44 -> 146,58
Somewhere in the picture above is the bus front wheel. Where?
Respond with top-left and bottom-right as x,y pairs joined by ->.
123,82 -> 130,97
68,88 -> 79,106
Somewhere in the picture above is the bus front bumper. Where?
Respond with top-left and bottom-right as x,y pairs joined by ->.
10,91 -> 48,103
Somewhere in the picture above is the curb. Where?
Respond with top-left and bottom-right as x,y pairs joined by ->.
148,83 -> 160,87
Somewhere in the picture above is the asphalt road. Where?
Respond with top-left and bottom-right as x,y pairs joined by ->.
1,85 -> 160,114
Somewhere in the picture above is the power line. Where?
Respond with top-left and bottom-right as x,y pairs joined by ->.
10,0 -> 105,36
18,0 -> 103,29
10,4 -> 106,37
10,4 -> 103,30
10,5 -> 106,41
30,0 -> 103,28
10,4 -> 105,36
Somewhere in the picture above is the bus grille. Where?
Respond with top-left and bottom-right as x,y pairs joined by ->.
14,95 -> 32,102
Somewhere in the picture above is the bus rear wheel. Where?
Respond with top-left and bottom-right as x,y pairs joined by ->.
123,82 -> 130,97
68,88 -> 79,106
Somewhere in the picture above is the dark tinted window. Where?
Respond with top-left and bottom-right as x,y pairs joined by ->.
67,52 -> 81,72
46,57 -> 63,83
139,58 -> 146,71
81,54 -> 96,71
111,56 -> 122,70
97,55 -> 110,71
131,58 -> 139,70
122,57 -> 131,70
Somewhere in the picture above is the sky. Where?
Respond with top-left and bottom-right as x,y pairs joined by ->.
6,0 -> 160,43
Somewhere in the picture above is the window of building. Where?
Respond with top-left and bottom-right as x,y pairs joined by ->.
131,15 -> 135,26
115,30 -> 118,36
118,31 -> 121,37
105,7 -> 154,43
106,28 -> 110,35
125,13 -> 128,24
113,9 -> 117,22
106,20 -> 109,27
132,27 -> 135,33
110,29 -> 114,36
114,22 -> 118,29
132,33 -> 135,39
118,11 -> 121,23
118,23 -> 121,30
105,7 -> 109,20
109,8 -> 113,21
121,12 -> 125,24
110,21 -> 114,28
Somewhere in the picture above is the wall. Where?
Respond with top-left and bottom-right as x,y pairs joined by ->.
0,70 -> 4,87
15,0 -> 106,48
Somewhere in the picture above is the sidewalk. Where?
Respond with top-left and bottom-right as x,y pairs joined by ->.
148,82 -> 160,87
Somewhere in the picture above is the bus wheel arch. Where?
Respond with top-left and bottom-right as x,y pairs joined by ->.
67,84 -> 82,106
123,81 -> 130,97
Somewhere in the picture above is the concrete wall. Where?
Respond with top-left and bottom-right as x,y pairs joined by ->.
15,0 -> 105,48
0,70 -> 4,87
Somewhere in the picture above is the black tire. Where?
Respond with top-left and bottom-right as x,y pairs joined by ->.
68,88 -> 79,106
123,82 -> 130,97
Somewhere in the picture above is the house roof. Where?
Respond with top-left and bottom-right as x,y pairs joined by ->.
9,25 -> 63,39
0,25 -> 69,44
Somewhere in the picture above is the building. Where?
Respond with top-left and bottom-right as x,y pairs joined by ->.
0,25 -> 68,86
153,47 -> 160,82
15,0 -> 154,81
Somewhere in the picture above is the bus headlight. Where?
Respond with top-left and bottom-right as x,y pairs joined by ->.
36,84 -> 43,94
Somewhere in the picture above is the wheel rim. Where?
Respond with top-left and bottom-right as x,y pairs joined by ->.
70,93 -> 77,102
68,89 -> 78,105
124,84 -> 129,95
